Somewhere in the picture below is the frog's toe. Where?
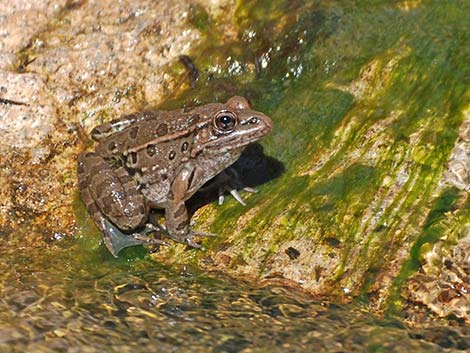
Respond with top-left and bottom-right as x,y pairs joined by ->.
184,230 -> 217,250
219,186 -> 258,206
242,186 -> 257,193
142,222 -> 168,236
216,169 -> 257,206
165,231 -> 216,250
132,233 -> 169,246
185,238 -> 204,249
218,187 -> 241,206
230,188 -> 246,206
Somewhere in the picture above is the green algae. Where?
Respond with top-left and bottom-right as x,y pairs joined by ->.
387,188 -> 470,312
62,0 -> 470,321
151,0 -> 470,316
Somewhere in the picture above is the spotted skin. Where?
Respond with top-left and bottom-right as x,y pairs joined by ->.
78,96 -> 272,256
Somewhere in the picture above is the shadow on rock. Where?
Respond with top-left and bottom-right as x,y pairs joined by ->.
188,143 -> 285,211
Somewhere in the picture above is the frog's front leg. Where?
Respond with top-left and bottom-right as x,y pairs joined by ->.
78,152 -> 165,256
212,168 -> 257,206
165,164 -> 215,248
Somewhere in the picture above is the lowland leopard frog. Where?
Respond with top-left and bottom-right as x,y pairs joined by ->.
77,96 -> 272,256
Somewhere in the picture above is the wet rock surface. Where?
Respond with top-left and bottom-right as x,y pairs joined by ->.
407,211 -> 470,322
0,0 -> 206,242
148,0 -> 470,325
405,115 -> 470,322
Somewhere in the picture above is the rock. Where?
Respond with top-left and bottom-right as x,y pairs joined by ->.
150,0 -> 470,323
0,0 -> 210,243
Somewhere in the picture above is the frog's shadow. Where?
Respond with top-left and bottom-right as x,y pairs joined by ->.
187,143 -> 285,213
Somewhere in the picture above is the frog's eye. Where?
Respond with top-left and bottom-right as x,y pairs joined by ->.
214,111 -> 237,133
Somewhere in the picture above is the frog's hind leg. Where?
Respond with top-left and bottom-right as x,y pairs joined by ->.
78,152 -> 163,257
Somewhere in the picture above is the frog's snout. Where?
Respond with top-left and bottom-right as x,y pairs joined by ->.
245,111 -> 272,137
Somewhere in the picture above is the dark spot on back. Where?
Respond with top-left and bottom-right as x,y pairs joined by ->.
146,144 -> 156,157
108,141 -> 117,151
129,126 -> 139,139
108,156 -> 124,168
157,123 -> 168,136
189,114 -> 200,125
181,141 -> 189,152
128,152 -> 138,165
169,150 -> 176,160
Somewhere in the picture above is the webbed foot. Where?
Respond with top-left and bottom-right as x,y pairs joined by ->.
102,219 -> 168,257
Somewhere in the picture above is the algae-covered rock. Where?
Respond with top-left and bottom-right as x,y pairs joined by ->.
151,0 -> 470,321
0,0 -> 210,244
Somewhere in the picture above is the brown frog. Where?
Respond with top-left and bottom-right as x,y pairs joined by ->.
77,96 -> 272,257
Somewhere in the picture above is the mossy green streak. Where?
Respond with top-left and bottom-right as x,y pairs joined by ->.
156,0 -> 470,314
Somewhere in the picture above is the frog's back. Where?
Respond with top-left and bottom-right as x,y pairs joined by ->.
93,110 -> 172,157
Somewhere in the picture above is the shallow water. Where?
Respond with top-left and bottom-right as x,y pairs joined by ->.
1,243 -> 469,353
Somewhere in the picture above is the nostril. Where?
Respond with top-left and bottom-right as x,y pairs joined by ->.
249,117 -> 259,124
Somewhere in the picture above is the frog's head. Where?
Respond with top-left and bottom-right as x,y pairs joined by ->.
192,96 -> 272,156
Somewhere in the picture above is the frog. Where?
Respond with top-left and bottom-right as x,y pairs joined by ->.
77,96 -> 272,257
